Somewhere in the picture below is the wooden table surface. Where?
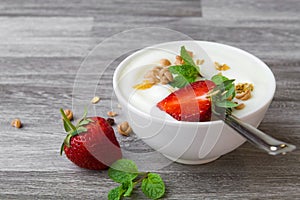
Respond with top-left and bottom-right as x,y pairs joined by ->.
1,0 -> 299,199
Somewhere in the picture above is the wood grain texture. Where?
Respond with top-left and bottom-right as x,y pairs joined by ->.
0,0 -> 201,17
0,0 -> 299,199
202,0 -> 300,19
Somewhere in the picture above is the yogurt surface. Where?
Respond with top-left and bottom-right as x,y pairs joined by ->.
116,41 -> 275,120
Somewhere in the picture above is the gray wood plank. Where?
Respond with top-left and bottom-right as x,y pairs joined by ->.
0,0 -> 201,17
202,0 -> 300,19
0,0 -> 299,199
91,17 -> 300,59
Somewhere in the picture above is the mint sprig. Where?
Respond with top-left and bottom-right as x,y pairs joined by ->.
167,46 -> 238,115
210,74 -> 238,114
108,159 -> 138,183
169,46 -> 201,88
142,173 -> 165,199
169,64 -> 199,88
211,74 -> 229,85
108,186 -> 123,200
180,46 -> 197,67
108,159 -> 165,200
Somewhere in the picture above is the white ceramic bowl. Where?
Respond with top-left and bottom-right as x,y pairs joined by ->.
113,41 -> 276,164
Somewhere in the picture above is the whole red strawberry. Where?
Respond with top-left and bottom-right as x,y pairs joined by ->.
157,80 -> 216,122
60,109 -> 122,170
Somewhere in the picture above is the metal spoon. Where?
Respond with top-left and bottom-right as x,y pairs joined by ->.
216,110 -> 296,155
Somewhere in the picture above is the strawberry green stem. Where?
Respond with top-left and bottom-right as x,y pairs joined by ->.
60,108 -> 76,131
60,142 -> 65,156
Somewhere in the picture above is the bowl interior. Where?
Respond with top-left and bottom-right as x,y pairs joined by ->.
113,41 -> 276,124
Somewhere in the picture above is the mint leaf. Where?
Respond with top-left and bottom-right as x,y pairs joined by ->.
221,84 -> 235,100
108,159 -> 138,183
212,74 -> 234,90
169,65 -> 199,80
222,80 -> 235,90
210,74 -> 239,109
108,186 -> 122,200
107,160 -> 166,200
169,75 -> 189,88
167,46 -> 203,88
141,173 -> 165,200
123,181 -> 134,197
169,64 -> 199,88
107,181 -> 133,200
215,101 -> 238,108
180,46 -> 196,67
211,74 -> 229,85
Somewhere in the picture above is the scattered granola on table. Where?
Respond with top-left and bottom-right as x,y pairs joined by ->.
63,109 -> 73,121
91,96 -> 101,104
107,111 -> 118,117
11,119 -> 22,128
117,121 -> 132,136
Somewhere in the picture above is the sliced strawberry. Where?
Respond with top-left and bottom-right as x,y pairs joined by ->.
157,80 -> 216,122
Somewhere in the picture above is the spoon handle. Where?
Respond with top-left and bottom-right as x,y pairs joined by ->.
223,114 -> 296,155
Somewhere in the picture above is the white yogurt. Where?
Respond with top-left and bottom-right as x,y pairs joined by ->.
116,41 -> 275,120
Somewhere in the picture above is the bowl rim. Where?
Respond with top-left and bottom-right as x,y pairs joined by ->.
113,40 -> 276,126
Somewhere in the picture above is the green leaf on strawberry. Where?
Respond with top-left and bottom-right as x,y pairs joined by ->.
60,108 -> 89,154
75,107 -> 90,127
61,109 -> 76,132
76,118 -> 93,127
63,120 -> 72,132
